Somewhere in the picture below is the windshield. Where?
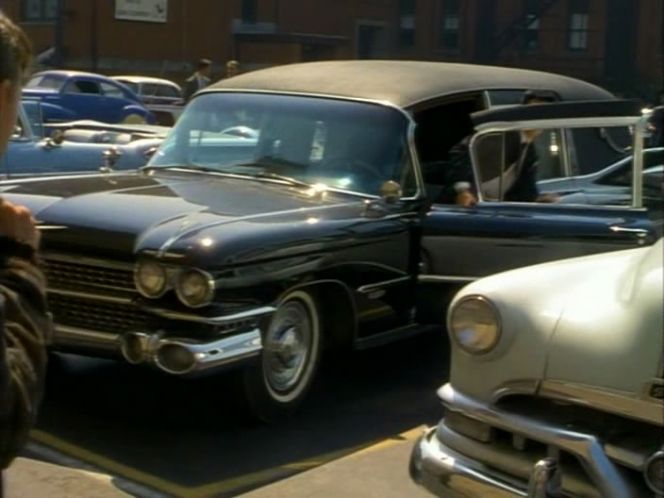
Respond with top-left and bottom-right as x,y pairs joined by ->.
148,92 -> 417,197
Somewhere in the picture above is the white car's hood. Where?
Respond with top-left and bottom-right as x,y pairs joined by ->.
542,238 -> 663,402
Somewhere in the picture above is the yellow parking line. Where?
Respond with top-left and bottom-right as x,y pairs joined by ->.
30,425 -> 426,498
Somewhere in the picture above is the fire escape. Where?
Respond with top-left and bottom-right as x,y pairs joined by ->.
489,0 -> 561,59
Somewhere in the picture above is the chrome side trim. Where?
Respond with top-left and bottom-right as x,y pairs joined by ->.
418,274 -> 477,284
491,379 -> 541,403
539,380 -> 664,426
140,305 -> 275,325
49,288 -> 134,304
357,276 -> 411,293
437,384 -> 631,498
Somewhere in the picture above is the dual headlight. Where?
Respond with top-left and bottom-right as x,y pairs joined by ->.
449,295 -> 501,355
134,260 -> 214,308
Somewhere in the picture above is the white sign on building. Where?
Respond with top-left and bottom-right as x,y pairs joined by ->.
115,0 -> 168,23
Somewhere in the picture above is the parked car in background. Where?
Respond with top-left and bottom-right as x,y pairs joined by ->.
2,100 -> 161,178
410,237 -> 663,497
112,75 -> 184,126
23,70 -> 156,124
0,61 -> 657,422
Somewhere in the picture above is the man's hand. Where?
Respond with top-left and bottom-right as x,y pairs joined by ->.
455,190 -> 478,207
0,199 -> 40,250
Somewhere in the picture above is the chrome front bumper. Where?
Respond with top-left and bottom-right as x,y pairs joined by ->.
52,306 -> 274,375
410,384 -> 643,498
411,427 -> 526,497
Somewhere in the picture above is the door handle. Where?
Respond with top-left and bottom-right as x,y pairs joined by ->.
609,225 -> 649,237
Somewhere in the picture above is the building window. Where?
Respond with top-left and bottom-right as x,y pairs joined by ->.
522,0 -> 540,52
399,0 -> 416,48
440,0 -> 460,50
241,0 -> 257,24
568,0 -> 589,51
22,0 -> 57,22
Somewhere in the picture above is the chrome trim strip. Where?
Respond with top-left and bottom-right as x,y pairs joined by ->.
140,305 -> 275,325
53,325 -> 120,350
357,276 -> 411,293
539,380 -> 664,426
490,379 -> 541,403
437,383 -> 631,498
48,288 -> 134,304
631,117 -> 645,209
43,253 -> 134,271
474,116 -> 642,133
418,274 -> 477,284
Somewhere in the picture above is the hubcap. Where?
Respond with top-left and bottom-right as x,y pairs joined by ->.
263,300 -> 311,394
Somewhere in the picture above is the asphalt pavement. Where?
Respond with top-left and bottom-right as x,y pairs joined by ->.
27,329 -> 450,497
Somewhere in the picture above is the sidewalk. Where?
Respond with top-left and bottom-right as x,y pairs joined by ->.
4,457 -> 130,498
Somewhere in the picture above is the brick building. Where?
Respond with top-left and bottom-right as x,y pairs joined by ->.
3,0 -> 662,101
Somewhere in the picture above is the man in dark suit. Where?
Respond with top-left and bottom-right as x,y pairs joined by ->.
183,58 -> 212,102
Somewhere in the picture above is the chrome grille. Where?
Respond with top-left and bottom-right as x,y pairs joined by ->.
43,257 -> 135,296
48,293 -> 153,334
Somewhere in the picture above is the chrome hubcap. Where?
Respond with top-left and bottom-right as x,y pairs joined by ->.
263,300 -> 311,393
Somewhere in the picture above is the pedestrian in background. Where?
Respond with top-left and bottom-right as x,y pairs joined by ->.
183,58 -> 212,102
0,11 -> 52,498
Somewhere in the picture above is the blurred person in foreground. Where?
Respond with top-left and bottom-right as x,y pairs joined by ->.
0,11 -> 52,497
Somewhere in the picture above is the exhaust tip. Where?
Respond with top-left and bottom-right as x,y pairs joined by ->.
120,332 -> 149,364
154,343 -> 197,375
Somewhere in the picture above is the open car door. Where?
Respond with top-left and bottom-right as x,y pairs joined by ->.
420,100 -> 659,283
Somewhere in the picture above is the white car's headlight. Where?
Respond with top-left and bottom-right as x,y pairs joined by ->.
449,296 -> 501,355
134,260 -> 169,298
175,269 -> 215,308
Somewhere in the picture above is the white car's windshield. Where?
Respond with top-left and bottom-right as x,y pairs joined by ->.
148,92 -> 416,197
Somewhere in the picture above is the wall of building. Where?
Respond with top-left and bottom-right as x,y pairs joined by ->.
4,0 -> 662,100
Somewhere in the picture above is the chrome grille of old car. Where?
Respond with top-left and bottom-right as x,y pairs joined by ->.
43,254 -> 142,335
43,256 -> 135,296
48,293 -> 152,334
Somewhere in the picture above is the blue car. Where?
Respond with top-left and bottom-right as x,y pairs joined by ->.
23,70 -> 156,124
1,100 -> 163,178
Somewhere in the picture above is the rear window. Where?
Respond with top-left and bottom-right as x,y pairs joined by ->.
26,74 -> 64,91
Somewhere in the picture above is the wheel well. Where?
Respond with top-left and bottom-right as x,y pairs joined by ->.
289,280 -> 356,352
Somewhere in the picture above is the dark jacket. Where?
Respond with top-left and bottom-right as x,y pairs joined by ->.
0,238 -> 51,477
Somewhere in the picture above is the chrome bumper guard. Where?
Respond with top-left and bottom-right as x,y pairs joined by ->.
410,384 -> 635,498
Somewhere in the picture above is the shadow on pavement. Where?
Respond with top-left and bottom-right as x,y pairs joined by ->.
34,329 -> 450,497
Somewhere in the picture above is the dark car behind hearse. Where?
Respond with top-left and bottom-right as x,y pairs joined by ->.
0,61 -> 658,421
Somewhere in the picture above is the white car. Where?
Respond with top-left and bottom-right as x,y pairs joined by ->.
112,76 -> 184,126
410,238 -> 663,497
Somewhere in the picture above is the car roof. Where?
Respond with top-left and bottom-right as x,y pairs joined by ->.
112,75 -> 181,88
208,60 -> 614,109
32,70 -> 116,80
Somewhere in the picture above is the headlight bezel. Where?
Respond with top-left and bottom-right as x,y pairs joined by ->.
448,294 -> 502,355
134,259 -> 170,298
175,268 -> 216,308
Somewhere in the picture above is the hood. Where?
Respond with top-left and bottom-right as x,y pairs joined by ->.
449,240 -> 663,407
0,171 -> 369,265
542,239 -> 663,402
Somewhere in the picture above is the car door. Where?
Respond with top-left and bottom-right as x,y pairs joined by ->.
59,77 -> 110,121
420,103 -> 657,283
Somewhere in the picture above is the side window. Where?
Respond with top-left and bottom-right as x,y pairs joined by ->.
141,83 -> 159,96
64,79 -> 101,94
101,82 -> 125,99
156,84 -> 181,99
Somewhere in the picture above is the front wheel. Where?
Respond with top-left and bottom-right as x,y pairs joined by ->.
243,289 -> 322,422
